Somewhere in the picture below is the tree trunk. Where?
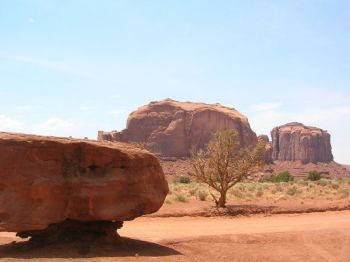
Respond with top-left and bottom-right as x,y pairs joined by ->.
217,191 -> 227,208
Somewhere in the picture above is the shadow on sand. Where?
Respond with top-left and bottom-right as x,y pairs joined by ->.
207,204 -> 278,216
0,237 -> 181,259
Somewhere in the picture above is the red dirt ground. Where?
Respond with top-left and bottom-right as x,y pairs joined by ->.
1,211 -> 350,261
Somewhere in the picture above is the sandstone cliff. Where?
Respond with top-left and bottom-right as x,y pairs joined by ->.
258,135 -> 273,164
99,99 -> 257,157
271,122 -> 333,164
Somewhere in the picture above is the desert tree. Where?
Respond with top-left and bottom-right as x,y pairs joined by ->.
189,130 -> 266,208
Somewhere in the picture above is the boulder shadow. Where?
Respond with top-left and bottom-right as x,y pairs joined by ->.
0,237 -> 182,259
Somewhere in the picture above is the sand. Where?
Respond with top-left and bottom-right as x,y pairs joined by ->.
1,210 -> 350,261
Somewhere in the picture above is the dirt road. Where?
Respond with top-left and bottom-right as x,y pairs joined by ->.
120,210 -> 350,242
1,211 -> 350,261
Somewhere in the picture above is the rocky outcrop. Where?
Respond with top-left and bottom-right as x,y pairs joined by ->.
0,132 -> 168,233
258,135 -> 273,164
271,122 -> 333,164
99,99 -> 257,157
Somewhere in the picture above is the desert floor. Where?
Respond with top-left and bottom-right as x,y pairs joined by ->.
1,210 -> 350,261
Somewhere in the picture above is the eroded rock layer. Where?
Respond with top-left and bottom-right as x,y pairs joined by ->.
258,135 -> 273,164
271,122 -> 333,164
98,99 -> 257,157
0,132 -> 168,233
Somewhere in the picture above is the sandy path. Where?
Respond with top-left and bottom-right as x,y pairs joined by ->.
120,210 -> 350,242
1,211 -> 350,261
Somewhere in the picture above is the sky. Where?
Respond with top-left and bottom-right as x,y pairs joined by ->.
0,0 -> 349,163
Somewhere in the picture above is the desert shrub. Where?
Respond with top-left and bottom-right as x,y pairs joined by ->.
179,176 -> 191,184
255,189 -> 264,198
275,184 -> 284,192
336,178 -> 345,184
270,171 -> 294,183
247,183 -> 256,192
189,187 -> 198,196
331,183 -> 340,190
339,178 -> 350,185
286,186 -> 297,196
297,180 -> 309,186
237,183 -> 246,192
165,198 -> 172,205
174,193 -> 188,202
307,170 -> 322,181
260,183 -> 270,190
197,191 -> 208,201
338,189 -> 350,199
316,179 -> 329,187
230,189 -> 244,199
171,184 -> 180,192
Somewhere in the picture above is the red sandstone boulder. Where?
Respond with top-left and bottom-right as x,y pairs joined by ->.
98,99 -> 257,157
271,122 -> 333,164
0,132 -> 168,233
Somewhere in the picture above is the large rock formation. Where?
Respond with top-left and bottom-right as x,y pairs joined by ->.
258,135 -> 273,164
0,132 -> 168,233
98,99 -> 257,157
271,122 -> 333,164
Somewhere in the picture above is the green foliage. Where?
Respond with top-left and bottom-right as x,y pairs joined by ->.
190,129 -> 266,207
307,170 -> 322,181
266,171 -> 294,183
179,176 -> 191,184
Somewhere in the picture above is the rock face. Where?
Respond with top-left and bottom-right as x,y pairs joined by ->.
98,99 -> 257,157
258,135 -> 273,164
0,132 -> 168,233
271,122 -> 333,164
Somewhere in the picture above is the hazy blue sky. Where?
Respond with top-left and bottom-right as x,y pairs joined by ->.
0,0 -> 349,163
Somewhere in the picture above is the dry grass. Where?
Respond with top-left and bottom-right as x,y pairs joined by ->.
165,178 -> 350,204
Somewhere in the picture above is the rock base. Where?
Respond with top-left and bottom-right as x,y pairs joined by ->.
16,220 -> 123,247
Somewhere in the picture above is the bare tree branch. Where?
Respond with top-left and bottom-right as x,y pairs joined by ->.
190,130 -> 266,207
